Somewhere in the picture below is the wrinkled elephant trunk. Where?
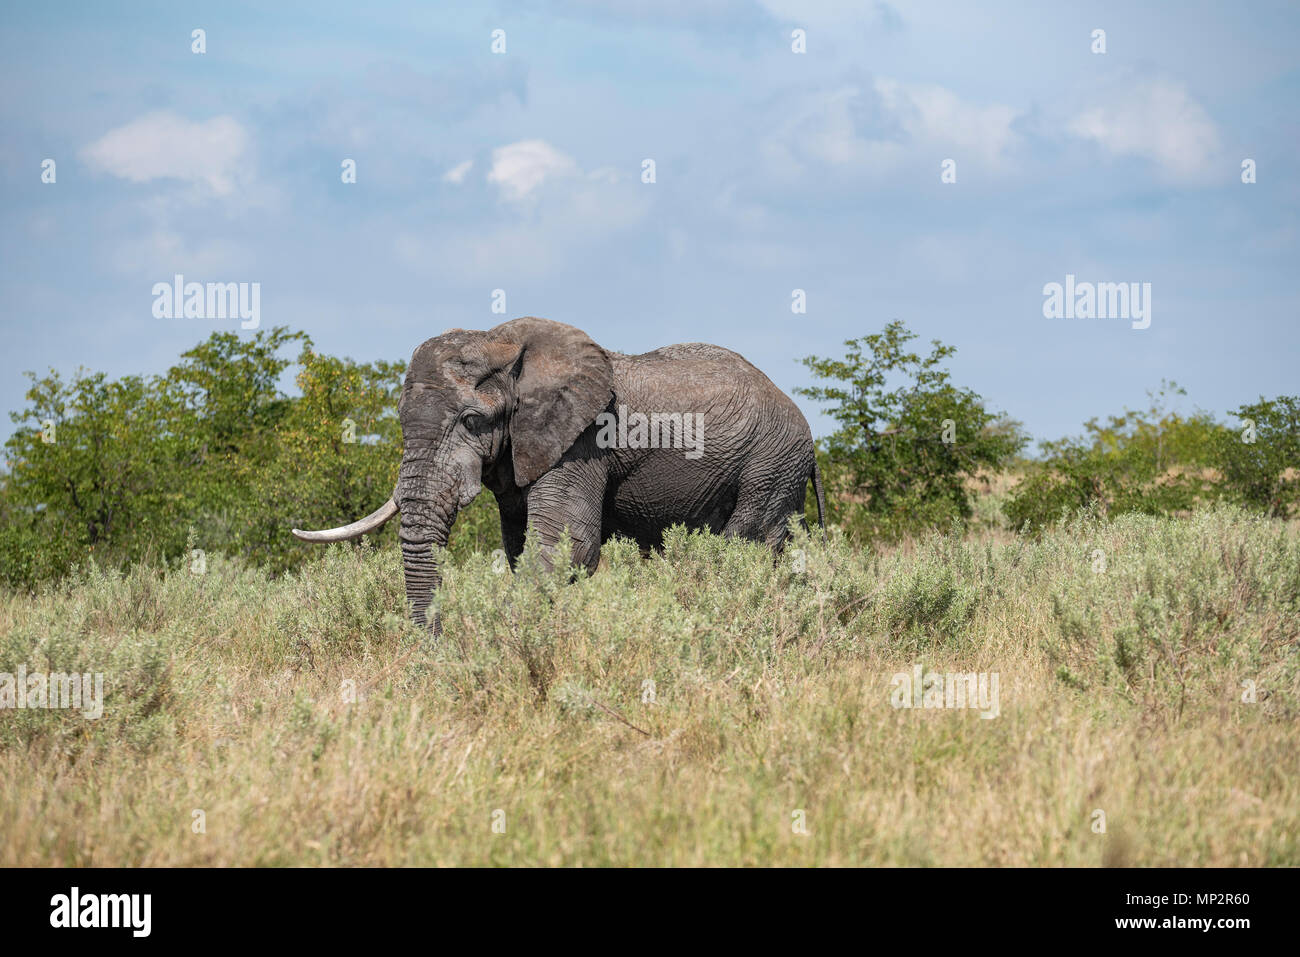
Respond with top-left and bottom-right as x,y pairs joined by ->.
400,534 -> 447,631
397,455 -> 458,633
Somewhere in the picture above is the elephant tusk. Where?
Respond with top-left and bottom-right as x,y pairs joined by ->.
292,498 -> 399,543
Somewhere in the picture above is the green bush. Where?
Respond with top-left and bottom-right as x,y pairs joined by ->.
2,328 -> 406,584
1041,506 -> 1300,712
1006,382 -> 1223,532
1214,396 -> 1300,518
0,507 -> 83,591
447,491 -> 503,561
797,320 -> 1025,543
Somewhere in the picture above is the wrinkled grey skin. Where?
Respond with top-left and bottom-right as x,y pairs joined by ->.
295,317 -> 825,632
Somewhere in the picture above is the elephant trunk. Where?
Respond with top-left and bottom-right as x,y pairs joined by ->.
397,451 -> 459,632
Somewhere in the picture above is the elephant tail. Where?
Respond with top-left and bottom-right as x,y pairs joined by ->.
811,457 -> 827,538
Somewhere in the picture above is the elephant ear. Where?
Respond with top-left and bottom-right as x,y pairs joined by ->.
488,317 -> 614,487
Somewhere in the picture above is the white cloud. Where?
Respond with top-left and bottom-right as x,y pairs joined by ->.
487,140 -> 579,201
81,111 -> 250,195
874,79 -> 1019,167
397,145 -> 649,281
760,86 -> 894,178
443,159 -> 473,184
1068,79 -> 1220,182
760,79 -> 1019,179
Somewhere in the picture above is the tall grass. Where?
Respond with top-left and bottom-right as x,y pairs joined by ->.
1,504 -> 1296,865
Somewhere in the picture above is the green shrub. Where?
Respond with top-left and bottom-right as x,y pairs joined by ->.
1214,396 -> 1300,518
1006,382 -> 1223,532
1041,506 -> 1300,714
2,328 -> 406,584
797,320 -> 1025,543
0,509 -> 83,591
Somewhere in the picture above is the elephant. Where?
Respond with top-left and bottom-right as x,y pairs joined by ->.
293,317 -> 825,631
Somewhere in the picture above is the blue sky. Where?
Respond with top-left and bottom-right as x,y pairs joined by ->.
2,0 -> 1297,446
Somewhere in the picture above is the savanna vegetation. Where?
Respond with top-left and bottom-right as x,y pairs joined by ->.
1,324 -> 1296,865
1,507 -> 1295,865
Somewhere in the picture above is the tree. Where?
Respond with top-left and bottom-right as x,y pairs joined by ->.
1215,396 -> 1300,518
797,321 -> 1025,541
247,344 -> 405,570
4,367 -> 190,554
1,327 -> 413,584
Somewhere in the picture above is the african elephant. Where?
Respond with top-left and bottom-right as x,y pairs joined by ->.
293,317 -> 825,631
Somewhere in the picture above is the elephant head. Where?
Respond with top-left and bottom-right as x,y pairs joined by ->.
292,317 -> 614,631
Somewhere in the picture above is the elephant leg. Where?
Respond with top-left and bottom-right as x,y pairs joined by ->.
760,484 -> 807,553
720,486 -> 770,543
495,487 -> 528,570
723,469 -> 809,552
523,459 -> 607,575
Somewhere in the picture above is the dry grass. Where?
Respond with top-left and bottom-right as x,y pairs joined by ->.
1,505 -> 1297,866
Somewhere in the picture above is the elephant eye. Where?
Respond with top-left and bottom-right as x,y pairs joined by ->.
461,411 -> 484,430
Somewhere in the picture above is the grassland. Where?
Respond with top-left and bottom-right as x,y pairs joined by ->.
1,504 -> 1297,866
